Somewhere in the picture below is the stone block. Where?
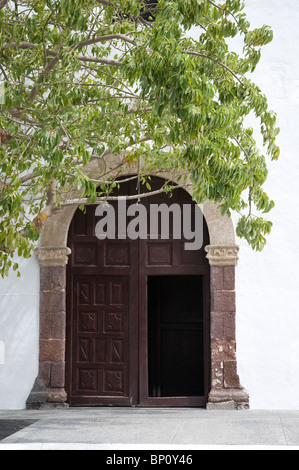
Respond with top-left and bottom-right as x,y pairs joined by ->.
39,361 -> 51,387
40,339 -> 65,362
223,266 -> 235,290
223,313 -> 236,339
207,400 -> 237,410
40,291 -> 65,314
211,266 -> 224,290
47,388 -> 68,403
40,266 -> 66,292
224,361 -> 241,389
26,378 -> 48,406
40,313 -> 66,340
40,313 -> 52,340
211,339 -> 236,361
211,312 -> 224,339
51,312 -> 66,340
211,360 -> 223,389
51,362 -> 65,388
212,290 -> 236,313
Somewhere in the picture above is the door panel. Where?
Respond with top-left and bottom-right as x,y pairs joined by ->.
68,275 -> 131,406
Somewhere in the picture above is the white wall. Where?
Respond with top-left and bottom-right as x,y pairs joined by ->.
0,0 -> 298,410
233,0 -> 299,409
0,256 -> 39,409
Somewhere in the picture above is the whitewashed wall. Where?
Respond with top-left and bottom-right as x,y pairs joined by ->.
0,0 -> 298,409
233,0 -> 299,409
0,256 -> 39,409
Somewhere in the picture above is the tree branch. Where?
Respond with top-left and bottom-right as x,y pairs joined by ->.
206,0 -> 221,10
0,62 -> 8,81
232,136 -> 251,168
60,184 -> 183,207
47,178 -> 57,206
183,50 -> 244,86
0,0 -> 8,10
76,54 -> 123,66
96,0 -> 115,6
73,34 -> 135,49
1,41 -> 45,52
1,41 -> 123,67
207,0 -> 247,34
232,135 -> 253,213
29,56 -> 60,102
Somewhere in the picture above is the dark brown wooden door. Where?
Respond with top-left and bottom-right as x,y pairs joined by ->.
66,198 -> 139,406
70,275 -> 130,403
66,177 -> 210,407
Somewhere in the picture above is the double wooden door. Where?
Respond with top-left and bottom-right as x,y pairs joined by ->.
66,178 -> 210,407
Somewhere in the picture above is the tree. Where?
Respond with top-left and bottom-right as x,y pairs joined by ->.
0,0 -> 280,277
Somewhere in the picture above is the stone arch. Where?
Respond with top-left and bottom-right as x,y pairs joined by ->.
28,172 -> 249,410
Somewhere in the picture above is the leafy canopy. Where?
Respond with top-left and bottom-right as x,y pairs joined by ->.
0,0 -> 280,277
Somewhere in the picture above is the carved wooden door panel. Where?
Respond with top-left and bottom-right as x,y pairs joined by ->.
69,275 -> 130,405
66,188 -> 139,406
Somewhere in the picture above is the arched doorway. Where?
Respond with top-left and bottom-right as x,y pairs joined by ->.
29,171 -> 249,410
65,177 -> 210,407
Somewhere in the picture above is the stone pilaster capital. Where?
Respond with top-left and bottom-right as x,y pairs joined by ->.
34,246 -> 71,267
205,245 -> 240,266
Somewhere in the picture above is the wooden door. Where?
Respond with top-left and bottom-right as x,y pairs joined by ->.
137,178 -> 210,407
66,197 -> 139,406
69,275 -> 130,405
66,177 -> 210,407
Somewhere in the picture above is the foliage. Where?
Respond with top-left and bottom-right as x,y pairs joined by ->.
0,0 -> 280,276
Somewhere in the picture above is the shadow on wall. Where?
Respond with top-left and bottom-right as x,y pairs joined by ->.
0,341 -> 4,364
0,257 -> 40,409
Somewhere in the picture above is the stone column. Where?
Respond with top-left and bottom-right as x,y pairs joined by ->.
205,245 -> 249,410
27,247 -> 71,409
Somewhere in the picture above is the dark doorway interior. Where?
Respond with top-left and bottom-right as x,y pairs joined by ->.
148,275 -> 205,398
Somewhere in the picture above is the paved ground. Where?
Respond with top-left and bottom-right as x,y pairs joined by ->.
0,408 -> 299,450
